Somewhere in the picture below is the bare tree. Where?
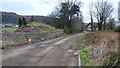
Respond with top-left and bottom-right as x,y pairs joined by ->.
89,2 -> 94,32
94,0 -> 113,30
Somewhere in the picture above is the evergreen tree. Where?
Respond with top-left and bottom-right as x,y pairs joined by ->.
18,18 -> 22,27
22,17 -> 27,26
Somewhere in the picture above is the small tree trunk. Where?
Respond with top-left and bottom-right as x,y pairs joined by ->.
98,22 -> 102,31
90,14 -> 94,32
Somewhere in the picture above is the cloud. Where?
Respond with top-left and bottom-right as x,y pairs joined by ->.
0,0 -> 58,16
1,0 -> 40,2
0,0 -> 119,22
1,0 -> 59,2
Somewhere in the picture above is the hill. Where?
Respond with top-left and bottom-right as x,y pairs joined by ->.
1,11 -> 54,25
1,12 -> 23,24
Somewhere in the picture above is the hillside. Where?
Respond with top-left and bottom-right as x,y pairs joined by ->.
1,12 -> 23,24
1,11 -> 54,25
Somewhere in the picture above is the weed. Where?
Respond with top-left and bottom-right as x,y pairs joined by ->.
80,49 -> 94,66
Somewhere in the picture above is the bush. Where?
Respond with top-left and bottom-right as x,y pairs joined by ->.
115,26 -> 120,32
105,52 -> 120,66
64,27 -> 83,34
63,27 -> 74,34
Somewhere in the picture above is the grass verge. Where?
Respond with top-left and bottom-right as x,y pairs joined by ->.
77,39 -> 85,47
80,49 -> 94,66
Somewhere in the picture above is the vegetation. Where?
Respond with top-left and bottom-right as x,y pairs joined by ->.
49,0 -> 115,33
89,0 -> 114,31
27,22 -> 42,26
80,49 -> 93,66
17,17 -> 27,27
106,18 -> 116,30
105,52 -> 120,66
27,22 -> 57,32
77,39 -> 86,48
95,1 -> 113,30
49,0 -> 83,33
22,17 -> 27,26
77,31 -> 119,66
115,26 -> 120,32
2,28 -> 18,32
2,12 -> 21,24
89,2 -> 94,32
18,18 -> 22,27
30,16 -> 34,22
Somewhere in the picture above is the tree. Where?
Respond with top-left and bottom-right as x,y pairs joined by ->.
89,2 -> 94,32
107,18 -> 116,30
94,0 -> 113,30
30,16 -> 34,22
49,0 -> 83,33
118,1 -> 120,21
59,1 -> 83,28
48,9 -> 62,28
22,17 -> 27,26
18,18 -> 22,27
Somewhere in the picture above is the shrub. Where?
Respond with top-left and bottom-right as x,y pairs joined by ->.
105,52 -> 120,66
115,26 -> 120,32
64,27 -> 74,34
64,27 -> 83,34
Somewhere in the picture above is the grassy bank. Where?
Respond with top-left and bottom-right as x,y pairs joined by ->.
77,31 -> 119,66
77,39 -> 86,49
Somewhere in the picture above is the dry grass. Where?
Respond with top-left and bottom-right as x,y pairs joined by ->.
27,22 -> 58,32
86,31 -> 119,66
78,31 -> 119,66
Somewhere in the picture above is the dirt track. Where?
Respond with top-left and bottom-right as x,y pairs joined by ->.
2,33 -> 84,66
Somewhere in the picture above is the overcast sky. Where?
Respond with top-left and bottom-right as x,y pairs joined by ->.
0,0 -> 119,23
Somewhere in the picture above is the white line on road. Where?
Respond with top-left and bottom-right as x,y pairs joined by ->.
78,54 -> 81,68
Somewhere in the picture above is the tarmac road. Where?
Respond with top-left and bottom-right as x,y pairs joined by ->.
2,33 -> 84,66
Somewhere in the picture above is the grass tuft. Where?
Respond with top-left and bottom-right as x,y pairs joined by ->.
80,49 -> 94,66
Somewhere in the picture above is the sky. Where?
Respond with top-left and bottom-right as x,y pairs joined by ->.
0,0 -> 119,23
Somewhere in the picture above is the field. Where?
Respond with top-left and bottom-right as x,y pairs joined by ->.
2,27 -> 18,32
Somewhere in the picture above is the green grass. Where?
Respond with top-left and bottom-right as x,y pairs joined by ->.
2,27 -> 18,32
77,36 -> 93,66
27,22 -> 57,32
80,49 -> 94,66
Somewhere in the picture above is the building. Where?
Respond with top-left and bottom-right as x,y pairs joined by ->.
85,23 -> 98,31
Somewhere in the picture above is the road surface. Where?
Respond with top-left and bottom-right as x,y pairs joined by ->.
2,33 -> 83,66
